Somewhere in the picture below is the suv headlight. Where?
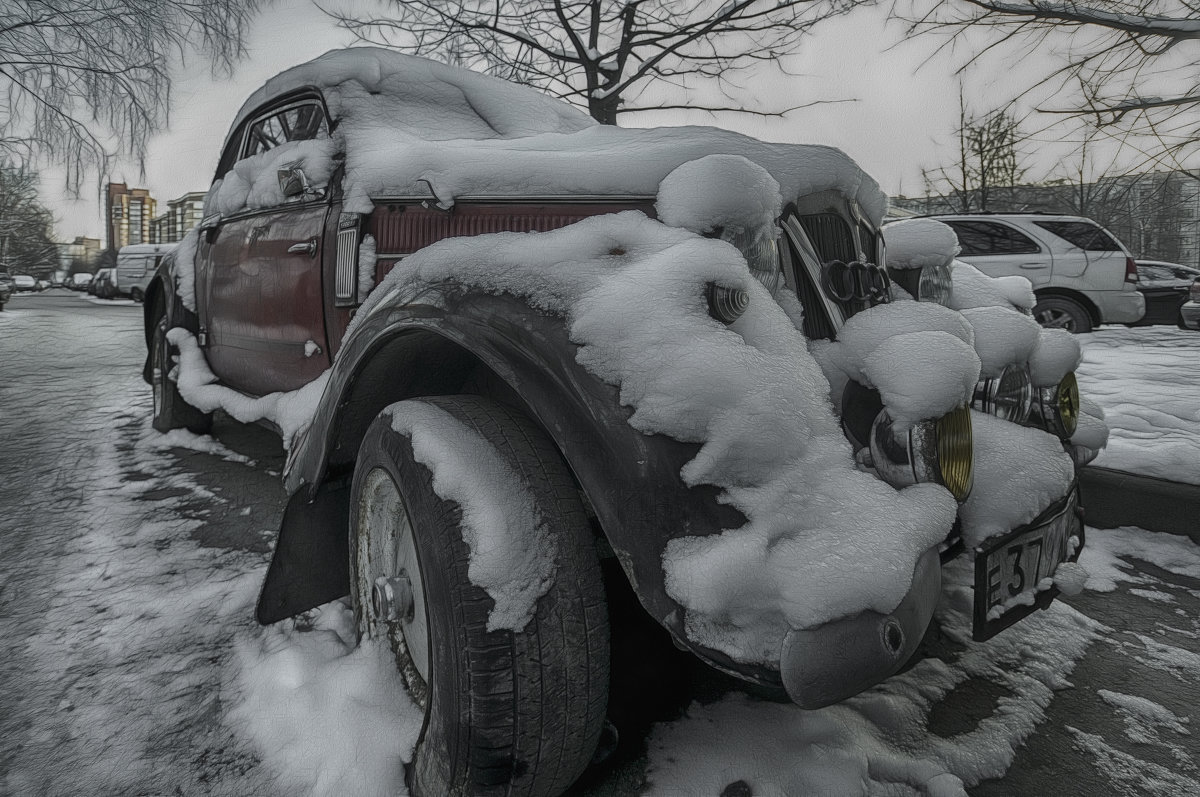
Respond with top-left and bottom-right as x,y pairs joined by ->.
721,226 -> 783,297
869,406 -> 973,502
1032,372 -> 1079,439
972,364 -> 1033,424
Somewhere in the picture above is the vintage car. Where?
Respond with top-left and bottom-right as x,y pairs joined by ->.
142,49 -> 1098,797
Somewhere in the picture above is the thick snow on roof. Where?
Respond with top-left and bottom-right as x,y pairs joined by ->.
214,48 -> 887,222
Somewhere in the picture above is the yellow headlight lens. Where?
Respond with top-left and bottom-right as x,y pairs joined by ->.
935,406 -> 974,502
1057,372 -> 1079,438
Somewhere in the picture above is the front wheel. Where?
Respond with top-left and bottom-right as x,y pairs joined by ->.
351,395 -> 609,797
1032,295 -> 1093,333
130,288 -> 144,303
150,312 -> 212,434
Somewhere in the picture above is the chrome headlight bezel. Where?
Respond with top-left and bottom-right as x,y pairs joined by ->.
868,407 -> 974,502
917,262 -> 954,306
972,364 -> 1034,424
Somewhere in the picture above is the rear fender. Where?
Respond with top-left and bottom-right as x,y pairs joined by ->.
259,287 -> 763,681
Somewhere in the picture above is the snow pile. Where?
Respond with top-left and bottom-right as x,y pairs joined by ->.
358,233 -> 377,303
1028,327 -> 1081,387
958,306 -> 1041,378
167,328 -> 329,451
883,218 -> 959,271
655,154 -> 781,238
1075,326 -> 1200,483
1078,525 -> 1200,591
813,301 -> 980,428
206,138 -> 338,217
645,555 -> 1101,795
385,401 -> 556,632
353,210 -> 957,660
171,228 -> 201,312
947,260 -> 1037,312
957,412 -> 1075,547
227,600 -> 420,797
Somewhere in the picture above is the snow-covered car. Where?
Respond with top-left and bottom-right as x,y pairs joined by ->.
141,49 -> 1099,797
12,274 -> 37,292
931,213 -> 1145,333
69,272 -> 93,291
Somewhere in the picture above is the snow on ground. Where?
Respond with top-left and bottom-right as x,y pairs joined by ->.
1076,325 -> 1200,484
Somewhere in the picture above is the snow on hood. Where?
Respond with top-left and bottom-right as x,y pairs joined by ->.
210,48 -> 886,222
352,210 -> 957,663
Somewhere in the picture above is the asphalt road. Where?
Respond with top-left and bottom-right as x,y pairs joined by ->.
1,290 -> 1197,796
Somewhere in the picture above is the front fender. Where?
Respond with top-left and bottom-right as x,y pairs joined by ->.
262,286 -> 771,683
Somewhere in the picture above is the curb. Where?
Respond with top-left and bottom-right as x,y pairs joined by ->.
1080,466 -> 1200,544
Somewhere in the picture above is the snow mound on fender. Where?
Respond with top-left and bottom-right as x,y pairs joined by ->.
959,306 -> 1042,379
1029,328 -> 1082,387
352,210 -> 957,662
656,155 -> 781,238
385,401 -> 557,633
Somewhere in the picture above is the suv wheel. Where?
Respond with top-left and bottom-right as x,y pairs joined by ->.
1033,296 -> 1093,333
130,288 -> 144,303
351,395 -> 609,797
150,309 -> 212,434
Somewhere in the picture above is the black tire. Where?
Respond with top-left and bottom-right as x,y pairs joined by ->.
1032,295 -> 1093,333
130,288 -> 144,303
150,308 -> 212,434
351,395 -> 609,797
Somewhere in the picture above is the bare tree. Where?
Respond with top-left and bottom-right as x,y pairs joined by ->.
0,0 -> 261,192
922,94 -> 1026,211
328,0 -> 865,124
896,0 -> 1200,158
0,162 -> 59,276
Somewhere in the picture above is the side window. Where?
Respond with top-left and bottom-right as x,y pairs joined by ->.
946,220 -> 1040,256
1033,220 -> 1121,252
243,102 -> 328,159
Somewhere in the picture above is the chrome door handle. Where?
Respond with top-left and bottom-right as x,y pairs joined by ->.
287,239 -> 318,257
1018,263 -> 1048,269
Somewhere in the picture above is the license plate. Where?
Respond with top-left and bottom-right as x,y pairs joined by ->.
972,490 -> 1083,641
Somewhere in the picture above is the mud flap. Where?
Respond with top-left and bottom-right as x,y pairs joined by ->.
255,481 -> 351,625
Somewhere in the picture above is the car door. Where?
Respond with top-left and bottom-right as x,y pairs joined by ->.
1135,264 -> 1188,324
196,99 -> 335,396
943,219 -> 1052,286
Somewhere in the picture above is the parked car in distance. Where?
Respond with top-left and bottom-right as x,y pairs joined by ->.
12,274 -> 38,292
933,213 -> 1145,333
1132,260 -> 1200,327
89,268 -> 117,298
69,272 -> 94,291
116,243 -> 175,302
0,270 -> 12,310
1178,280 -> 1200,330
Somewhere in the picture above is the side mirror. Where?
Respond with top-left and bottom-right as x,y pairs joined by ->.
278,166 -> 311,198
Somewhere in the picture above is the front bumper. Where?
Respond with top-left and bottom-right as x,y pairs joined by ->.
779,546 -> 941,709
1180,301 -> 1200,330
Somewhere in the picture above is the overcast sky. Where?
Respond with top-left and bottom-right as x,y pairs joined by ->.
41,1 -> 1106,242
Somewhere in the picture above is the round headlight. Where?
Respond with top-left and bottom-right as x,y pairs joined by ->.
721,227 -> 783,296
972,365 -> 1033,424
868,407 -> 973,502
1033,371 -> 1080,439
917,262 -> 953,305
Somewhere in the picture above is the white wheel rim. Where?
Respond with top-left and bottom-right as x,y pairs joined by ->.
1037,308 -> 1075,330
357,467 -> 431,684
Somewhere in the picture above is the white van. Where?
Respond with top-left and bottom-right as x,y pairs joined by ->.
116,244 -> 175,302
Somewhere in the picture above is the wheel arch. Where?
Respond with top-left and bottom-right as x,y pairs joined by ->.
1034,287 -> 1101,326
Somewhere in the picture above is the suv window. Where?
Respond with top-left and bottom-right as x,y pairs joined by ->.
1033,220 -> 1121,251
944,220 -> 1040,256
244,102 -> 328,159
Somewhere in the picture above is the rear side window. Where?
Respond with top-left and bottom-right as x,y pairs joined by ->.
1034,220 -> 1121,252
244,102 -> 328,159
944,220 -> 1040,256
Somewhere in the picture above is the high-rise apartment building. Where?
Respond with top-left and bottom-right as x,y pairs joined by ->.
106,182 -> 157,250
150,192 -> 206,244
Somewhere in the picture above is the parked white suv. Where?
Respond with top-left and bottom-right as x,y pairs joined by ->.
932,214 -> 1145,333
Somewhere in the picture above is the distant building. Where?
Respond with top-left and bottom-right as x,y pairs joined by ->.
55,236 -> 102,274
151,191 -> 206,244
106,183 -> 157,250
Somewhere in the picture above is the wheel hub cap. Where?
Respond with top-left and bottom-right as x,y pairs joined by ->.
372,572 -> 415,623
